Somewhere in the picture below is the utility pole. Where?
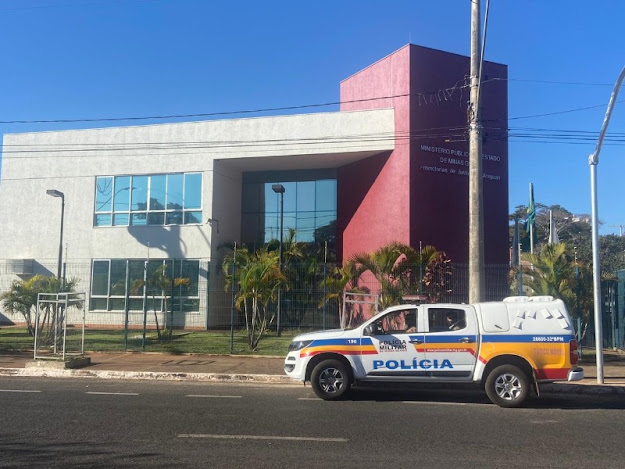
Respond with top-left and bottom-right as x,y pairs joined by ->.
468,0 -> 485,303
608,224 -> 624,236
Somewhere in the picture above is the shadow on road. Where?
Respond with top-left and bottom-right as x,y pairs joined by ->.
342,383 -> 625,410
0,436 -> 169,469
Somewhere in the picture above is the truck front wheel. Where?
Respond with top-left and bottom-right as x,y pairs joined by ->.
485,364 -> 529,408
310,359 -> 351,400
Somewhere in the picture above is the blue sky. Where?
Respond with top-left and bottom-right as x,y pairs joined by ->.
0,0 -> 623,235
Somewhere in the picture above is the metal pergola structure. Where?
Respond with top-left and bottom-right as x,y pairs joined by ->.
34,292 -> 86,360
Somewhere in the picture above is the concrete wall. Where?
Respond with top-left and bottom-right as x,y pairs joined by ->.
0,109 -> 395,327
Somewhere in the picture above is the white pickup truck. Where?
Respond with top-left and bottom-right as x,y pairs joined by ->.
284,296 -> 583,407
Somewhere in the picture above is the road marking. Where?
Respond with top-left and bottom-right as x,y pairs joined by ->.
186,395 -> 242,399
403,401 -> 470,406
530,420 -> 559,424
85,392 -> 139,396
0,389 -> 42,393
297,397 -> 320,401
178,434 -> 348,443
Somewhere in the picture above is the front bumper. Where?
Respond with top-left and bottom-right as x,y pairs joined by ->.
568,367 -> 584,381
283,351 -> 307,381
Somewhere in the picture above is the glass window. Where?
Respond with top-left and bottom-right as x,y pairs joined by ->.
95,214 -> 112,227
148,212 -> 165,225
113,176 -> 130,212
184,211 -> 202,224
131,176 -> 148,211
167,174 -> 184,210
113,213 -> 129,226
90,258 -> 200,312
297,181 -> 315,212
282,182 -> 296,212
242,173 -> 337,255
184,173 -> 202,210
95,172 -> 203,228
181,260 -> 200,296
131,213 -> 147,226
128,260 -> 145,296
92,261 -> 109,296
316,180 -> 336,211
95,177 -> 113,213
110,260 -> 127,296
109,298 -> 125,311
150,175 -> 166,210
166,211 -> 183,225
90,298 -> 107,310
296,212 -> 315,242
428,308 -> 467,332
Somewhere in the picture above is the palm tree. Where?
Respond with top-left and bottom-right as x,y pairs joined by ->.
223,245 -> 286,350
321,261 -> 367,329
520,243 -> 575,305
0,275 -> 78,339
348,242 -> 451,310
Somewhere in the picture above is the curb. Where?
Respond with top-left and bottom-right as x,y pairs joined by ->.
0,367 -> 296,384
2,367 -> 624,395
542,383 -> 625,395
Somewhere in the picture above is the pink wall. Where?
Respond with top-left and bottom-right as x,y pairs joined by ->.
337,44 -> 508,265
338,45 -> 412,262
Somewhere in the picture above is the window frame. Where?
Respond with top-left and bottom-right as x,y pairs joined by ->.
89,258 -> 201,313
93,172 -> 203,227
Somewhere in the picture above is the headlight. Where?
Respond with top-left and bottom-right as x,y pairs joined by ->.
288,340 -> 313,352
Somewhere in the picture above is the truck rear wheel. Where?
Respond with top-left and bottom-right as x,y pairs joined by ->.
485,364 -> 529,408
310,359 -> 351,400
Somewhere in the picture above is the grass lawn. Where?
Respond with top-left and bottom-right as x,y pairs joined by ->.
0,326 -> 300,356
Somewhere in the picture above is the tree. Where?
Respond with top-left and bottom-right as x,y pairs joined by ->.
321,262 -> 368,329
223,245 -> 286,351
520,243 -> 575,304
347,242 -> 451,310
0,275 -> 79,339
147,265 -> 191,339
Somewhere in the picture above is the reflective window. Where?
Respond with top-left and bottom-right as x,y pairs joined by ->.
94,172 -> 202,227
131,176 -> 148,211
150,175 -> 166,210
167,174 -> 183,209
91,261 -> 109,296
242,174 -> 337,255
113,213 -> 129,227
95,177 -> 113,213
89,258 -> 201,312
113,176 -> 130,212
95,214 -> 112,227
184,173 -> 202,209
297,181 -> 315,212
316,179 -> 336,211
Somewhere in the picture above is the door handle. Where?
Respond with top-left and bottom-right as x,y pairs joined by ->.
459,337 -> 474,343
409,339 -> 423,344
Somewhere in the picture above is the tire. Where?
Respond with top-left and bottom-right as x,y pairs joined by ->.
485,364 -> 530,408
310,359 -> 351,400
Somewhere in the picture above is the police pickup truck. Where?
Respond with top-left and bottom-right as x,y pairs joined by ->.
284,296 -> 583,407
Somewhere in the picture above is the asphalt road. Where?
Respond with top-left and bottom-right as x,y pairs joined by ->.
1,377 -> 624,468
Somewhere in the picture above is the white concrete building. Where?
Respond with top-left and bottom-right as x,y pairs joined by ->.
0,109 -> 395,328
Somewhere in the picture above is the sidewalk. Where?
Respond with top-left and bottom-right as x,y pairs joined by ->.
1,351 -> 624,394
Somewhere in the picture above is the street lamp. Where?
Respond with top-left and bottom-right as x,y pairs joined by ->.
272,184 -> 285,336
46,189 -> 65,282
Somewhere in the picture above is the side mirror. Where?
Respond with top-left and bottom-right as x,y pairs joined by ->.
364,325 -> 373,336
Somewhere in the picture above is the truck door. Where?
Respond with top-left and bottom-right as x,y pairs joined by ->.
422,306 -> 478,379
358,307 -> 428,380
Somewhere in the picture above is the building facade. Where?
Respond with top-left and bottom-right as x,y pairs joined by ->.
0,44 -> 508,328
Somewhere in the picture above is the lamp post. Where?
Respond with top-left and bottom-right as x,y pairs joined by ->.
588,66 -> 625,384
46,189 -> 65,282
272,184 -> 285,336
